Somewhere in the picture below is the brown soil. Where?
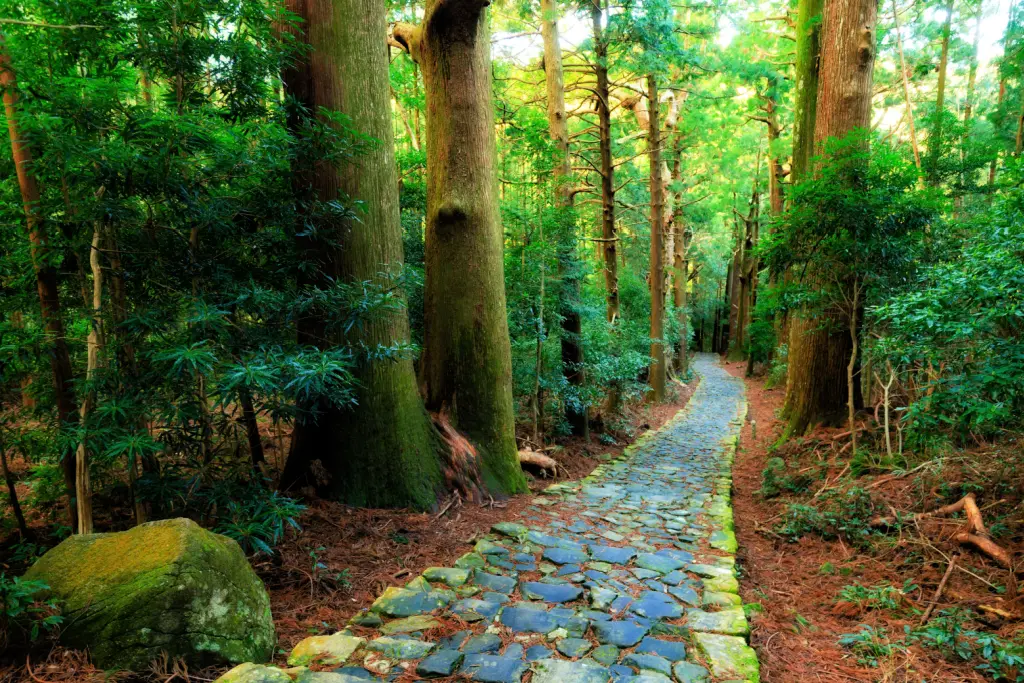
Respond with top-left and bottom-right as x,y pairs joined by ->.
724,359 -> 1023,683
3,378 -> 699,682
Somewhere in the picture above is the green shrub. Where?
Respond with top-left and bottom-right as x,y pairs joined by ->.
776,487 -> 878,547
759,456 -> 815,498
0,574 -> 62,647
838,625 -> 905,667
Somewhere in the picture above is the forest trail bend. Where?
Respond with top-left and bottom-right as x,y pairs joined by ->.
281,354 -> 760,682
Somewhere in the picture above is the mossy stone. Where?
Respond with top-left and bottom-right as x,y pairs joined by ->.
25,518 -> 275,672
288,633 -> 365,666
213,663 -> 291,683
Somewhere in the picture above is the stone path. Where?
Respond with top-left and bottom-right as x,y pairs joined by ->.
220,354 -> 759,683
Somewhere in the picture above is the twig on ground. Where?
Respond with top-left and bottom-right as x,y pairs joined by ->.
920,555 -> 957,625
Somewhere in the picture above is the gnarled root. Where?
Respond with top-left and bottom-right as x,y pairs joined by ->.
872,493 -> 1013,570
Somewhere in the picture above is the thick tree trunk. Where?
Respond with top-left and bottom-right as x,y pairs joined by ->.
394,0 -> 527,496
592,0 -> 618,323
542,0 -> 586,436
280,0 -> 446,509
647,75 -> 666,402
784,0 -> 877,436
1,35 -> 79,530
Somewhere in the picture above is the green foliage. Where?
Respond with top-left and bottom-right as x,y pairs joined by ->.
871,170 -> 1024,440
837,582 -> 914,613
759,456 -> 814,498
0,574 -> 62,646
212,488 -> 305,556
838,625 -> 906,667
776,487 -> 878,547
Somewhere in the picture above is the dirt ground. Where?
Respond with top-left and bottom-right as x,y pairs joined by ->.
4,379 -> 699,683
724,360 -> 1022,683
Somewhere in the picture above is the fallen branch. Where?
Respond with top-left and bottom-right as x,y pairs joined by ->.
866,459 -> 938,489
920,555 -> 957,625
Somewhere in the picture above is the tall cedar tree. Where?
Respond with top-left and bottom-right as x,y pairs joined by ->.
541,0 -> 586,435
785,0 -> 877,434
392,0 -> 528,496
279,0 -> 445,509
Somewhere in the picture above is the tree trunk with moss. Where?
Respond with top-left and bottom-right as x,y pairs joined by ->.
784,0 -> 876,436
542,0 -> 586,435
392,0 -> 527,496
279,0 -> 445,509
792,0 -> 824,182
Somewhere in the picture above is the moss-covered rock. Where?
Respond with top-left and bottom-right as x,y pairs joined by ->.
25,518 -> 275,672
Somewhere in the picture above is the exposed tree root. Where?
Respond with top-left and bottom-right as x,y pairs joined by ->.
431,409 -> 484,502
518,449 -> 560,477
871,493 -> 1013,570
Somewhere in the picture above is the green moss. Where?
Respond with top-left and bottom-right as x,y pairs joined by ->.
25,519 -> 275,672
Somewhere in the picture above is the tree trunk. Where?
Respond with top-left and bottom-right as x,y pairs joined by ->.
726,214 -> 744,360
785,0 -> 876,436
792,0 -> 824,182
927,0 -> 953,184
0,429 -> 30,539
240,388 -> 264,473
393,0 -> 528,496
957,0 -> 982,215
279,0 -> 447,509
990,78 -> 1006,187
670,132 -> 689,375
542,0 -> 586,436
1,34 -> 78,530
592,0 -> 618,323
647,75 -> 666,402
891,0 -> 922,173
75,224 -> 104,534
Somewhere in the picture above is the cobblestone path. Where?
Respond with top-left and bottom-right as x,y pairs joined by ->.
221,354 -> 760,683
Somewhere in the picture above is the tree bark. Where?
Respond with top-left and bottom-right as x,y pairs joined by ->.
279,0 -> 446,509
784,0 -> 877,436
792,0 -> 824,182
647,74 -> 666,402
75,224 -> 104,534
394,0 -> 528,496
1,34 -> 79,530
592,0 -> 618,323
541,0 -> 586,435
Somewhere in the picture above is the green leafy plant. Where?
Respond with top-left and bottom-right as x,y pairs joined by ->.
213,491 -> 305,556
776,487 -> 878,547
838,625 -> 905,667
837,582 -> 913,612
0,574 -> 62,647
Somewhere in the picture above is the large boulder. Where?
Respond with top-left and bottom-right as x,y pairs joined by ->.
25,518 -> 275,671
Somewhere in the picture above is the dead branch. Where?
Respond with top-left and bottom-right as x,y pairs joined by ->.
920,555 -> 957,625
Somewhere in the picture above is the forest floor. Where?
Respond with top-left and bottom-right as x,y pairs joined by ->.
726,360 -> 1024,683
